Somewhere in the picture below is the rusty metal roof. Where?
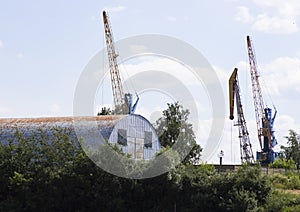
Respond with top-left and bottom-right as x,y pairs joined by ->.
0,115 -> 128,143
0,115 -> 127,125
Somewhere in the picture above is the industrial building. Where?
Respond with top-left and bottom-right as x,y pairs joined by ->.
0,115 -> 161,160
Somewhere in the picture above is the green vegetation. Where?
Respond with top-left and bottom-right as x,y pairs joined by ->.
281,130 -> 300,170
155,102 -> 202,164
1,104 -> 300,211
97,107 -> 112,115
264,189 -> 300,212
266,168 -> 300,211
0,130 -> 272,211
270,158 -> 296,169
269,172 -> 300,190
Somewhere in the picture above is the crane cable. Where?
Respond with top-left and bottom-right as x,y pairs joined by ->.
106,14 -> 138,97
102,30 -> 105,106
259,68 -> 276,110
117,53 -> 139,97
250,40 -> 276,109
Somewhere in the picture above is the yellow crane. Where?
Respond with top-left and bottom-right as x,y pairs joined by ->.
229,68 -> 254,163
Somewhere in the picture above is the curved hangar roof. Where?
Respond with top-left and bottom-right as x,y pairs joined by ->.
0,114 -> 161,160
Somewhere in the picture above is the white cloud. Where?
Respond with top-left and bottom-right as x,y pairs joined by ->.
166,16 -> 177,22
235,6 -> 254,24
129,45 -> 149,54
165,15 -> 190,22
252,0 -> 300,17
90,15 -> 97,22
235,1 -> 300,34
276,115 -> 298,134
118,57 -> 213,118
16,52 -> 24,60
212,65 -> 230,92
103,6 -> 126,13
0,40 -> 3,48
135,105 -> 166,124
235,57 -> 300,96
0,106 -> 13,116
118,57 -> 205,87
49,104 -> 61,114
252,14 -> 297,34
272,115 -> 300,151
257,57 -> 300,95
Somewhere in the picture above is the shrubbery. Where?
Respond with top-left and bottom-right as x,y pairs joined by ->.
270,158 -> 296,169
269,172 -> 300,190
263,190 -> 300,211
1,127 -> 299,211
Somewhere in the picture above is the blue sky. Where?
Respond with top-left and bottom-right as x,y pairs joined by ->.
1,0 -> 300,163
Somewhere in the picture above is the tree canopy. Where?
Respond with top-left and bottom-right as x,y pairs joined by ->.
154,102 -> 202,164
1,112 -> 299,210
0,128 -> 272,211
97,107 -> 112,116
281,130 -> 300,169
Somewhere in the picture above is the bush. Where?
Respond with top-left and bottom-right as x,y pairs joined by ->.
270,174 -> 289,189
269,173 -> 300,190
270,158 -> 296,170
286,175 -> 300,190
0,127 -> 279,211
264,190 -> 300,212
193,165 -> 271,211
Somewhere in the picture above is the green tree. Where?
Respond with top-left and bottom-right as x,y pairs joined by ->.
281,130 -> 300,169
154,102 -> 202,164
0,123 -> 278,211
97,107 -> 112,115
167,164 -> 270,211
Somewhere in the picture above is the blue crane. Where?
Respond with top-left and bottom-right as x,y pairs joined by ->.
246,35 -> 277,164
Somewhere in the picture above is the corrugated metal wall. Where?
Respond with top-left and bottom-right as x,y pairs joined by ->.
108,114 -> 161,160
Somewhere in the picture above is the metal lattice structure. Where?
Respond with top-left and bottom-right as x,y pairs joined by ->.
229,68 -> 255,163
102,11 -> 129,114
246,35 -> 277,164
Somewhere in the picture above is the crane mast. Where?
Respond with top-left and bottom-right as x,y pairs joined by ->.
229,68 -> 254,163
246,35 -> 277,164
246,36 -> 267,149
102,11 -> 129,114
